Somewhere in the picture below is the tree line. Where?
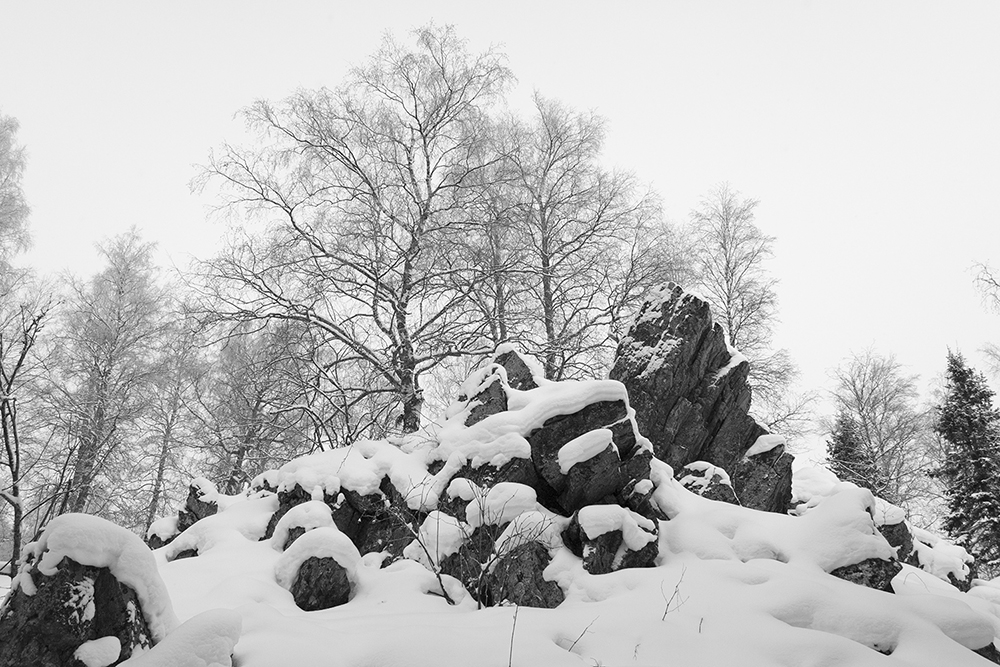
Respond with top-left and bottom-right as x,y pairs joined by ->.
7,24 -> 995,576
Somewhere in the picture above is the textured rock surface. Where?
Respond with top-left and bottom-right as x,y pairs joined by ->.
177,481 -> 219,533
676,462 -> 739,505
464,369 -> 508,426
488,541 -> 564,608
610,283 -> 767,472
730,446 -> 795,513
878,521 -> 914,562
829,557 -> 902,592
0,556 -> 152,667
561,511 -> 658,575
289,556 -> 352,610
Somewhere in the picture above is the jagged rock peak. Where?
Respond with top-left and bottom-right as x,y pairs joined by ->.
610,283 -> 792,512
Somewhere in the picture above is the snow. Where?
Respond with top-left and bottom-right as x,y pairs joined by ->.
713,344 -> 748,382
744,433 -> 786,459
19,513 -> 179,641
911,526 -> 974,583
678,460 -> 732,490
557,428 -> 615,474
274,526 -> 361,590
190,477 -> 219,504
147,515 -> 179,542
403,511 -> 470,569
577,504 -> 657,551
268,500 -> 334,550
18,348 -> 1000,667
465,482 -> 539,528
494,510 -> 567,556
117,608 -> 242,667
133,448 -> 1000,667
74,636 -> 122,667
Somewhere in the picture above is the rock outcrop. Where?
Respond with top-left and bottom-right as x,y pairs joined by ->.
0,557 -> 152,667
289,557 -> 353,611
610,283 -> 790,512
830,557 -> 902,593
0,514 -> 175,667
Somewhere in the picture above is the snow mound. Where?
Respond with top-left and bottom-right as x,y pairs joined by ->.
403,511 -> 470,569
118,608 -> 241,667
269,500 -> 334,550
18,513 -> 178,641
74,636 -> 122,667
275,526 -> 362,590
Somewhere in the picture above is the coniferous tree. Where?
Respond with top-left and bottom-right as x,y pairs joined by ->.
826,410 -> 883,494
934,351 -> 1000,575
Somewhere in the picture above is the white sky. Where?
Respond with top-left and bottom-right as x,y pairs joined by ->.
2,0 -> 999,434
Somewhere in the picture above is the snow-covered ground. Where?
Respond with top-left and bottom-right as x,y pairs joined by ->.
7,351 -> 1000,666
134,468 -> 999,667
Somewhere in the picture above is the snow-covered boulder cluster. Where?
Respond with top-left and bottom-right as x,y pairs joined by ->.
5,283 -> 1000,666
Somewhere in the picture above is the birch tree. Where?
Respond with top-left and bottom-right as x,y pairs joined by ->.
199,24 -> 512,432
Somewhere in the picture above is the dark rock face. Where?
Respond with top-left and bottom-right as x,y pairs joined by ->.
177,482 -> 219,533
289,556 -> 352,610
439,525 -> 503,605
488,541 -> 563,608
0,556 -> 153,667
464,369 -> 508,426
561,511 -> 658,575
974,643 -> 1000,665
558,444 -> 626,512
878,521 -> 914,563
529,400 -> 629,491
676,463 -> 739,505
609,283 -> 768,473
494,349 -> 540,391
730,446 -> 794,513
830,558 -> 902,592
527,400 -> 635,515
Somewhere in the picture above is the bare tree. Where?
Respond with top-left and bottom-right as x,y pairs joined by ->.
688,183 -> 812,435
974,263 -> 1000,376
46,230 -> 167,519
500,93 -> 664,379
198,24 -> 513,433
0,111 -> 30,269
830,349 -> 941,520
193,322 -> 315,494
0,289 -> 50,575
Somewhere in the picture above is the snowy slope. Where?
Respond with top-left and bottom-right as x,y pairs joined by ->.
138,355 -> 1000,667
9,348 -> 999,666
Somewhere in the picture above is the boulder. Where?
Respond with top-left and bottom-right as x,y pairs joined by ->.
527,400 -> 631,513
289,556 -> 353,611
176,478 -> 219,533
829,558 -> 902,592
676,462 -> 739,505
730,445 -> 794,513
609,283 -> 767,473
561,507 -> 658,575
878,521 -> 914,563
464,368 -> 508,426
488,541 -> 564,608
439,524 -> 504,605
0,556 -> 153,667
349,479 -> 420,559
493,349 -> 540,391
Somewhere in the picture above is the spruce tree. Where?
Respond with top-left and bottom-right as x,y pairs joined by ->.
826,410 -> 884,494
934,351 -> 1000,575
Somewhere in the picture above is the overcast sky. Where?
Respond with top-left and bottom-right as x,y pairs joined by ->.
2,1 -> 999,441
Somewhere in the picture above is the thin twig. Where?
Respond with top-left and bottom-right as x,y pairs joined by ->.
508,604 -> 519,667
567,616 -> 600,653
